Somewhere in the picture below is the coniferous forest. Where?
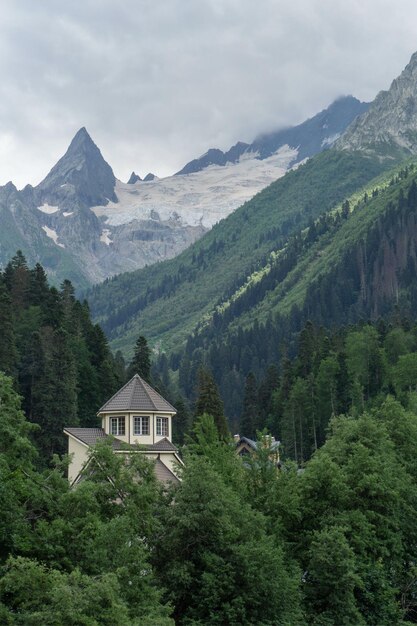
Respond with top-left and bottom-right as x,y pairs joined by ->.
3,253 -> 417,623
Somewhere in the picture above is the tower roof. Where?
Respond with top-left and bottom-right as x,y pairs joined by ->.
98,374 -> 176,414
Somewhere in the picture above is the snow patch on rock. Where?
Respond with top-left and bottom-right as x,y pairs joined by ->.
100,229 -> 113,245
42,225 -> 65,248
63,211 -> 73,217
321,133 -> 341,148
38,203 -> 59,214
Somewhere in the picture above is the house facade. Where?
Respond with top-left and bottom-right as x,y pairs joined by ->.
64,374 -> 182,486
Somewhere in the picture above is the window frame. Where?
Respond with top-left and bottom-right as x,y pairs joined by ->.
156,416 -> 169,438
110,416 -> 126,436
133,415 -> 150,436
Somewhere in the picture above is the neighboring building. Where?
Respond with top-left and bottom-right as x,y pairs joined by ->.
235,435 -> 281,465
64,374 -> 182,486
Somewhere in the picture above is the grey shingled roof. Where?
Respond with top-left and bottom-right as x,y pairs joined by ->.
238,436 -> 280,451
64,428 -> 178,454
98,374 -> 176,414
154,459 -> 180,484
148,437 -> 178,452
64,428 -> 108,446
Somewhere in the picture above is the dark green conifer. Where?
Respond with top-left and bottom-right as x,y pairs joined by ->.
195,367 -> 229,439
129,335 -> 152,382
0,283 -> 18,377
240,372 -> 258,438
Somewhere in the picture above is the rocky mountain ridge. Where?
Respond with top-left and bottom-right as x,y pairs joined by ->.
175,96 -> 368,175
0,96 -> 369,288
337,52 -> 417,156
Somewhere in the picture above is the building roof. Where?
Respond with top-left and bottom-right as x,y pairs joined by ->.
98,374 -> 176,414
64,427 -> 178,454
154,459 -> 180,484
64,427 -> 107,446
148,437 -> 178,452
237,436 -> 280,451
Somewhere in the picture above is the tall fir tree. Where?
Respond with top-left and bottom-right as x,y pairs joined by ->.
240,372 -> 258,438
0,283 -> 18,376
128,335 -> 152,382
195,367 -> 229,439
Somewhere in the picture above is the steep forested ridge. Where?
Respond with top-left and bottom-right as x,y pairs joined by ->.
167,162 -> 417,420
87,149 -> 387,355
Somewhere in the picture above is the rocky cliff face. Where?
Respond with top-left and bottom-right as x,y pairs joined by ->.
337,52 -> 417,156
37,127 -> 117,206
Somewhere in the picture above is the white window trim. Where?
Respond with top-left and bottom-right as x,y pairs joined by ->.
110,416 -> 125,436
133,415 -> 150,436
156,416 -> 169,437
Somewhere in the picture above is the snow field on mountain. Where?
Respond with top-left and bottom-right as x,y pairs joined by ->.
92,145 -> 298,229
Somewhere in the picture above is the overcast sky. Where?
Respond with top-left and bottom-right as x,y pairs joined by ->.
1,0 -> 417,188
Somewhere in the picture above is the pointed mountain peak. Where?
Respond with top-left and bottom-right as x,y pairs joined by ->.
66,127 -> 102,157
144,172 -> 157,181
127,171 -> 142,184
37,128 -> 117,206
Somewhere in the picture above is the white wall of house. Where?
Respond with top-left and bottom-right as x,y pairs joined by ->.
67,436 -> 89,484
100,412 -> 173,445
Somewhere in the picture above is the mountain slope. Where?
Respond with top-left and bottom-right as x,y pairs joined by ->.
171,159 -> 417,420
86,50 -> 417,357
87,149 -> 387,356
338,52 -> 417,157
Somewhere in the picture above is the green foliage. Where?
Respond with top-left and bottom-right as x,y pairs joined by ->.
298,404 -> 417,624
128,334 -> 151,382
186,413 -> 244,492
160,161 -> 417,421
154,456 -> 303,625
0,254 -> 123,462
240,372 -> 258,438
194,367 -> 229,438
306,526 -> 363,626
87,150 -> 387,356
0,556 -> 133,625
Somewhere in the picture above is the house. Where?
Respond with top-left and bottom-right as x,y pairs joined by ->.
235,434 -> 281,465
64,374 -> 182,486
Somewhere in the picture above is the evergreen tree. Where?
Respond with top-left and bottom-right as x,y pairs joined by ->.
0,284 -> 18,376
31,328 -> 78,458
28,263 -> 49,306
240,372 -> 258,438
129,335 -> 152,382
172,395 -> 191,445
3,250 -> 30,310
195,367 -> 229,439
258,364 -> 279,427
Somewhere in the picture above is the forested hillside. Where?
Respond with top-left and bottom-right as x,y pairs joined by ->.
87,149 -> 387,355
167,161 -> 417,420
0,252 -> 125,460
3,250 -> 417,623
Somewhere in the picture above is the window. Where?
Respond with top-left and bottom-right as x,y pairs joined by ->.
133,416 -> 150,436
156,416 -> 169,437
110,416 -> 125,436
